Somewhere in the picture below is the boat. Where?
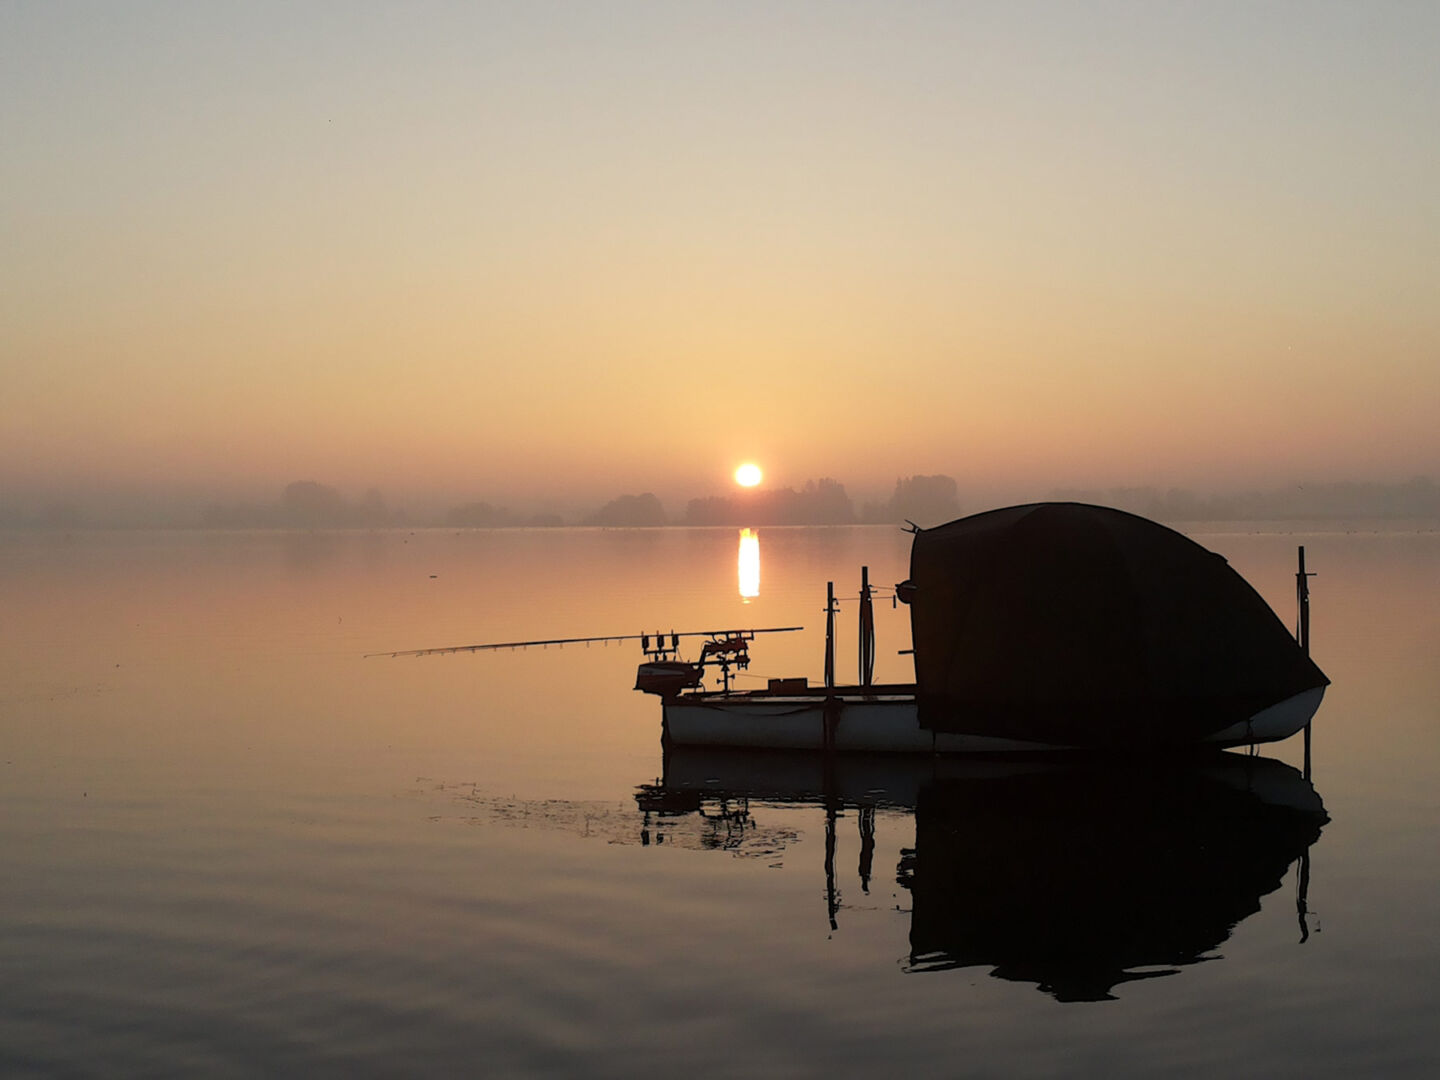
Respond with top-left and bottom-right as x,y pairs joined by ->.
642,503 -> 1329,753
372,502 -> 1328,755
654,682 -> 1325,753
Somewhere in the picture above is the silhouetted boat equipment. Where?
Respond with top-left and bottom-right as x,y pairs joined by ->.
371,503 -> 1328,754
649,504 -> 1329,753
369,626 -> 803,696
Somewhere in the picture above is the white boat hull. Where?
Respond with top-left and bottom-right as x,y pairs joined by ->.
662,685 -> 1325,754
665,691 -> 1069,753
1200,685 -> 1326,746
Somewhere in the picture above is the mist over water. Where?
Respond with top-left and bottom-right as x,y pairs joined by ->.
2,523 -> 1438,1076
5,474 -> 1438,532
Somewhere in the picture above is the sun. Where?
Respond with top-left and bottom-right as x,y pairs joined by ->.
734,463 -> 763,488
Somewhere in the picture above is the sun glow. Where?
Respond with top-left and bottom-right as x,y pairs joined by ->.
734,463 -> 763,487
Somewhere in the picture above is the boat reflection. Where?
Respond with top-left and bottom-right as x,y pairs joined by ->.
637,748 -> 1327,1002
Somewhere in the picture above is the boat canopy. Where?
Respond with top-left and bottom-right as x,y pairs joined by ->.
906,503 -> 1328,748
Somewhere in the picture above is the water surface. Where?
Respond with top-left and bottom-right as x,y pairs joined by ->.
2,524 -> 1437,1076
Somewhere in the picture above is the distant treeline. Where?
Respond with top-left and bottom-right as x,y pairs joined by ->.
196,476 -> 960,529
686,478 -> 855,526
200,482 -> 405,528
1048,477 -> 1440,521
6,475 -> 1438,530
862,475 -> 962,527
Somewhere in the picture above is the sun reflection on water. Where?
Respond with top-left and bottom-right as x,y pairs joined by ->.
738,528 -> 760,599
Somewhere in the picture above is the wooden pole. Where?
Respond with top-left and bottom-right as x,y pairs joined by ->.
824,581 -> 836,689
1297,545 -> 1311,656
858,565 -> 874,687
1298,545 -> 1313,781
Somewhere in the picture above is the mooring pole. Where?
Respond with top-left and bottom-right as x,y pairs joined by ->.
858,565 -> 874,687
1298,545 -> 1313,781
824,581 -> 836,690
1297,546 -> 1311,656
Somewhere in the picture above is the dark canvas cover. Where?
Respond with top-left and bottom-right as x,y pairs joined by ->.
908,503 -> 1328,746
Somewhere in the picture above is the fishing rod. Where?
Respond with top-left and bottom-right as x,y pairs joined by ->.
366,626 -> 803,659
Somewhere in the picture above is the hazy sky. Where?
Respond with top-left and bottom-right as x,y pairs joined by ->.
4,1 -> 1437,512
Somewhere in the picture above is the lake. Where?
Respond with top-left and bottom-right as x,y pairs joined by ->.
2,523 -> 1438,1077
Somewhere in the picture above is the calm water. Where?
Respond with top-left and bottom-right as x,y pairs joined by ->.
2,524 -> 1438,1077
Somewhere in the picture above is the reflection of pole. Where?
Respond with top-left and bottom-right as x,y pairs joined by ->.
824,802 -> 839,932
822,718 -> 840,931
1298,546 -> 1314,781
1297,849 -> 1312,944
824,581 -> 836,689
858,804 -> 875,894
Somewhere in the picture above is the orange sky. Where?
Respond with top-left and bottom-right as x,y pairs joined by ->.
4,2 -> 1437,516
